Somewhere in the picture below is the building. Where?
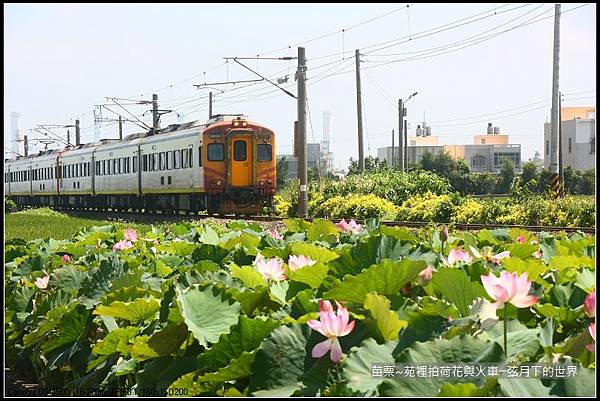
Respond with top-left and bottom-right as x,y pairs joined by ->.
277,143 -> 321,179
543,107 -> 595,171
377,123 -> 522,173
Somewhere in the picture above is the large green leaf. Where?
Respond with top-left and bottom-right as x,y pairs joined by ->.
506,243 -> 539,260
502,257 -> 547,283
364,293 -> 407,342
91,326 -> 138,357
130,323 -> 189,361
342,338 -> 397,395
197,351 -> 257,382
533,303 -> 583,324
175,284 -> 241,347
486,321 -> 541,359
498,377 -> 552,396
42,305 -> 90,354
379,335 -> 503,396
324,259 -> 426,304
94,298 -> 161,322
431,267 -> 475,317
437,378 -> 497,397
289,242 -> 339,264
307,219 -> 339,242
197,316 -> 280,372
230,264 -> 266,289
249,324 -> 310,394
288,262 -> 329,289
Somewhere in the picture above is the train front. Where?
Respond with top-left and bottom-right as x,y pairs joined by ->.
203,116 -> 276,214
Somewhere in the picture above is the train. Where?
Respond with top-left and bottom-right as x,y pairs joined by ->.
4,114 -> 277,215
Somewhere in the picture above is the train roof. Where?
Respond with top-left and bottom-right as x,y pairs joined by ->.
4,115 -> 266,163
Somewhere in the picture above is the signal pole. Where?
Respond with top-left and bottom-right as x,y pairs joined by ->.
119,115 -> 123,140
297,47 -> 308,218
404,119 -> 408,171
209,92 -> 213,118
355,49 -> 364,171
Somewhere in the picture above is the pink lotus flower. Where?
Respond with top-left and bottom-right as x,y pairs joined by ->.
336,218 -> 364,234
481,271 -> 539,309
270,228 -> 284,240
533,250 -> 543,259
62,254 -> 71,263
447,247 -> 473,265
288,254 -> 316,272
584,289 -> 595,318
586,323 -> 595,352
516,235 -> 526,244
124,228 -> 138,242
254,256 -> 287,282
492,251 -> 511,265
113,240 -> 134,251
35,274 -> 50,289
307,300 -> 355,363
415,266 -> 433,286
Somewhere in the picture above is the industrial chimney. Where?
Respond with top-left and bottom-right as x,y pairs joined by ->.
9,112 -> 22,158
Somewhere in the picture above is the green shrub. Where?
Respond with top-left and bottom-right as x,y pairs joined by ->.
397,192 -> 456,222
313,194 -> 398,220
5,197 -> 17,213
451,198 -> 485,224
273,195 -> 292,217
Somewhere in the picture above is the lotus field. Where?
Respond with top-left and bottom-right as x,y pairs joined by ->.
4,218 -> 596,396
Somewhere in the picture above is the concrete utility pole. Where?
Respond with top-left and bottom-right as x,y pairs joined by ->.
209,92 -> 213,119
550,4 -> 561,176
24,135 -> 29,156
75,119 -> 81,146
558,92 -> 563,187
404,119 -> 408,170
398,99 -> 404,171
118,115 -> 123,140
297,47 -> 308,218
67,130 -> 71,146
152,94 -> 160,131
355,49 -> 364,171
391,129 -> 395,167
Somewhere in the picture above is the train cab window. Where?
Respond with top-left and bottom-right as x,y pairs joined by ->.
166,151 -> 172,170
208,143 -> 224,161
257,144 -> 272,161
181,149 -> 189,168
199,146 -> 203,167
189,149 -> 193,168
234,140 -> 247,161
174,150 -> 181,169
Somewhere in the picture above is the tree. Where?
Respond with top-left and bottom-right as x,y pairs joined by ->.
580,169 -> 595,195
347,156 -> 388,176
520,161 -> 538,187
530,151 -> 544,167
276,156 -> 289,187
496,159 -> 515,194
538,168 -> 553,194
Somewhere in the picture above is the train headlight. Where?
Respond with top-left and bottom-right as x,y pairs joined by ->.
233,121 -> 240,127
216,180 -> 222,186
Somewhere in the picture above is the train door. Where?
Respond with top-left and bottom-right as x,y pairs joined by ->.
230,134 -> 253,187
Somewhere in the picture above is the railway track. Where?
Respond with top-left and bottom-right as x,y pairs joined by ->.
47,206 -> 596,234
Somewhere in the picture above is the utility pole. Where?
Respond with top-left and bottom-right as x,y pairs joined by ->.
398,99 -> 404,171
404,119 -> 408,171
209,92 -> 213,119
297,47 -> 308,218
67,130 -> 71,146
549,4 -> 561,179
152,94 -> 159,131
75,119 -> 81,146
355,49 -> 364,171
558,91 -> 564,195
391,129 -> 395,167
24,135 -> 29,156
118,115 -> 123,140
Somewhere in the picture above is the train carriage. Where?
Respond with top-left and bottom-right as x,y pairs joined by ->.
5,115 -> 277,215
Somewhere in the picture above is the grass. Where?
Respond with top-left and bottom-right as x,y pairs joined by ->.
5,208 -> 155,241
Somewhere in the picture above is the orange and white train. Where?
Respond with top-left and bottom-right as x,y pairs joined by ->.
4,115 -> 277,214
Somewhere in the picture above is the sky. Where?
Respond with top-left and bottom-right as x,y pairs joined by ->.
4,3 -> 596,169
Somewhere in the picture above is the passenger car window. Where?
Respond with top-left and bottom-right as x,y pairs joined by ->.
234,140 -> 247,161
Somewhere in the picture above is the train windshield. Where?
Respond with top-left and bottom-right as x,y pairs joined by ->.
208,143 -> 224,161
257,144 -> 272,161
